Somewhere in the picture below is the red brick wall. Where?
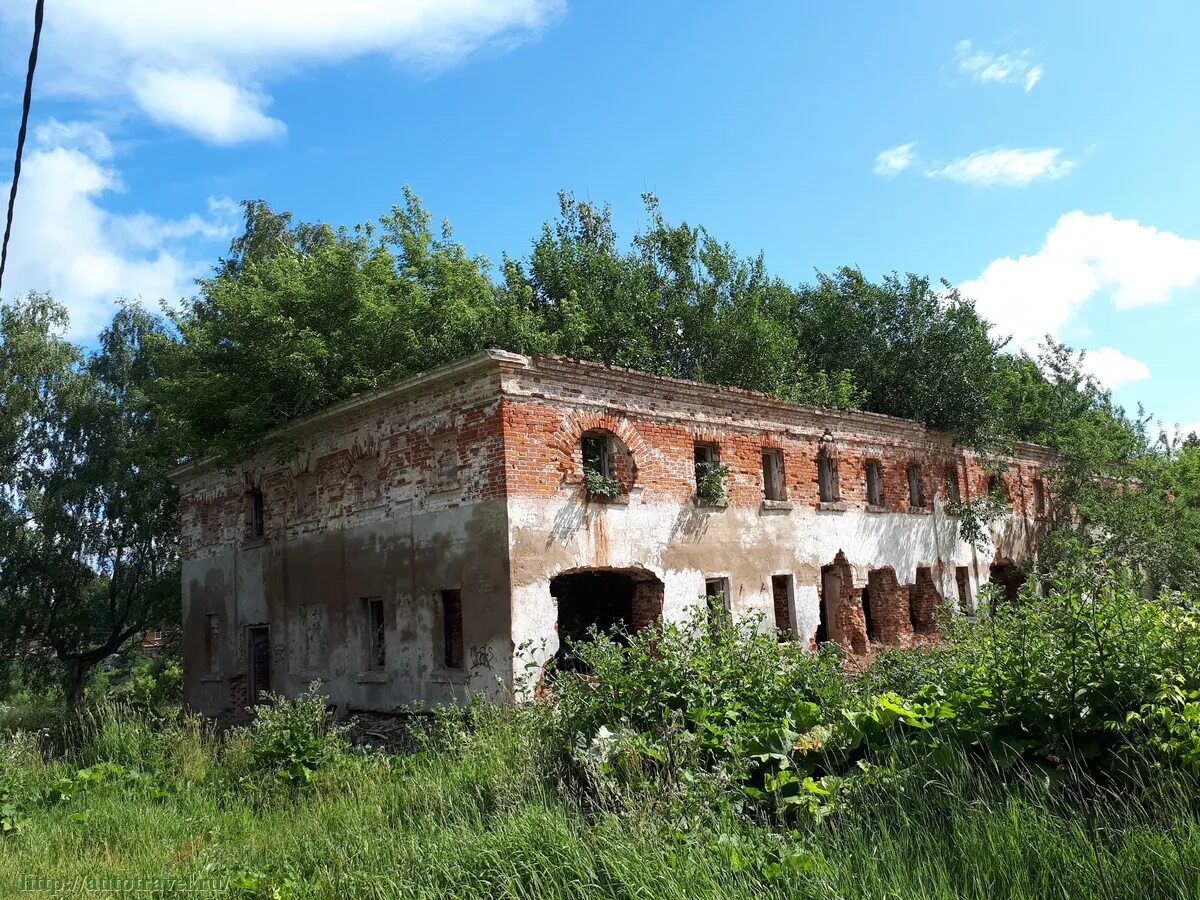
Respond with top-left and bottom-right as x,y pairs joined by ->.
867,567 -> 913,647
179,367 -> 510,557
910,567 -> 942,635
498,357 -> 1053,517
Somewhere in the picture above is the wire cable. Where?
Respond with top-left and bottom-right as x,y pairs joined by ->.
0,0 -> 46,299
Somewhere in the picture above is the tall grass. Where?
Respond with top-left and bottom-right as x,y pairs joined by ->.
1,701 -> 1197,900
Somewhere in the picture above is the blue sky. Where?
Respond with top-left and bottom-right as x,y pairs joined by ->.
1,1 -> 1197,435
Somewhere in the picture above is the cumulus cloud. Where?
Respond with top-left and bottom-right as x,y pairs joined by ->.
928,148 -> 1074,187
0,0 -> 564,144
1077,346 -> 1151,389
954,39 -> 1043,92
960,212 -> 1200,355
1,120 -> 239,339
132,70 -> 285,145
873,142 -> 916,177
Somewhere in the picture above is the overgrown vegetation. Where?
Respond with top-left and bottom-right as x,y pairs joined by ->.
695,461 -> 731,505
3,188 -> 1200,896
582,468 -> 625,500
4,189 -> 1199,698
1,568 -> 1199,898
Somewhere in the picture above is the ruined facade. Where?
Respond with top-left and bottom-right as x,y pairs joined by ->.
174,351 -> 1052,715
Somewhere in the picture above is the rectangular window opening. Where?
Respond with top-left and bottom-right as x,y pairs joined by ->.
865,460 -> 883,507
761,450 -> 785,501
704,577 -> 731,632
818,456 -> 839,502
366,597 -> 385,670
955,567 -> 971,609
440,589 -> 464,669
907,464 -> 924,508
694,442 -> 717,486
245,489 -> 265,539
945,465 -> 961,505
1033,478 -> 1045,516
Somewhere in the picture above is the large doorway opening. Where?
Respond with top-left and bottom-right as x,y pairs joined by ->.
551,567 -> 664,670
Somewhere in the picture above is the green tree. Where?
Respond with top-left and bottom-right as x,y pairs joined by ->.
155,190 -> 542,461
0,296 -> 179,705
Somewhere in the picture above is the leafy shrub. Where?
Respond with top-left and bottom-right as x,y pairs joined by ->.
227,684 -> 349,789
583,467 -> 624,500
696,461 -> 731,505
548,607 -> 856,816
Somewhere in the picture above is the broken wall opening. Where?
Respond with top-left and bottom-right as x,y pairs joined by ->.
820,552 -> 867,654
551,567 -> 664,669
910,566 -> 942,635
989,560 -> 1026,605
771,574 -> 793,638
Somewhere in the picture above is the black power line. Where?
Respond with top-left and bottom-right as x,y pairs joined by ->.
0,0 -> 46,299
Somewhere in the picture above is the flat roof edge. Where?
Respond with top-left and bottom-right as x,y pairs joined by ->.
169,349 -> 528,483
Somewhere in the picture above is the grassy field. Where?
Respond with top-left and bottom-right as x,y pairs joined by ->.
4,570 -> 1200,899
1,697 -> 1198,899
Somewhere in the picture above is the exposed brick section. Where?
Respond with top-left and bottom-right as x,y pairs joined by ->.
631,581 -> 665,633
910,566 -> 942,635
824,551 -> 868,654
867,567 -> 913,647
177,367 -> 510,557
499,355 -> 1055,515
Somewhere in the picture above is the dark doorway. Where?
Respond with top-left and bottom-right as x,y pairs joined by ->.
248,625 -> 271,701
551,568 -> 664,670
861,586 -> 875,641
771,574 -> 793,637
817,565 -> 839,644
989,561 -> 1026,605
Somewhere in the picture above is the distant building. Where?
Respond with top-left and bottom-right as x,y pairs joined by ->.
172,351 -> 1050,716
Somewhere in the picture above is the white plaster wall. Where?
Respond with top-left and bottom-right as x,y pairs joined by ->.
508,491 -> 1028,692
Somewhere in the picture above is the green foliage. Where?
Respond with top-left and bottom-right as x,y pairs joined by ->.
153,191 -> 1024,465
85,647 -> 182,708
948,461 -> 1013,547
228,684 -> 350,789
695,461 -> 731,505
582,467 -> 625,500
0,296 -> 180,704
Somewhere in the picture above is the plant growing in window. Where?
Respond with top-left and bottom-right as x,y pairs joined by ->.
695,461 -> 731,505
947,463 -> 1011,547
583,467 -> 624,500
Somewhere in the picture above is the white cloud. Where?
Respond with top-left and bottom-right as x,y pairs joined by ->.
1,122 -> 238,339
1,0 -> 563,144
928,148 -> 1074,187
873,142 -> 916,177
954,39 -> 1044,92
1077,347 -> 1151,389
132,69 -> 285,145
960,211 -> 1200,349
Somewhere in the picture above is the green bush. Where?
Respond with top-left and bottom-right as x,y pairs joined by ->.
583,467 -> 624,499
696,462 -> 731,505
226,684 -> 350,789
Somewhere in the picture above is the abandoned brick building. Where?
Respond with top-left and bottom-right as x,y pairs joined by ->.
173,350 -> 1051,715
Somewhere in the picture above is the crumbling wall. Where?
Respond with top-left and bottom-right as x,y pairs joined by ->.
867,567 -> 912,647
176,353 -> 524,717
824,551 -> 868,655
910,566 -> 942,635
